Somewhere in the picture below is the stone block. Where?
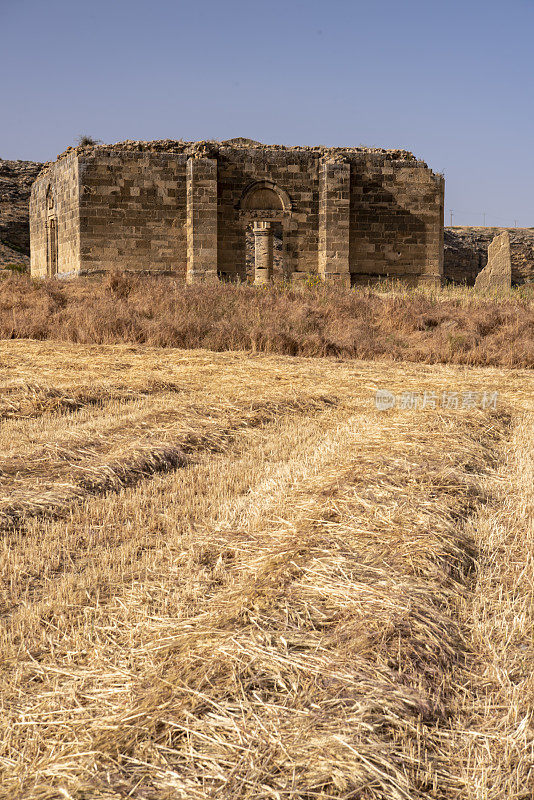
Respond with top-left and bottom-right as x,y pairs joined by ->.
474,231 -> 512,292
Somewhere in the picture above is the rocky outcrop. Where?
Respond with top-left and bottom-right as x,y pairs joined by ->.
0,242 -> 30,269
0,159 -> 43,257
444,226 -> 534,285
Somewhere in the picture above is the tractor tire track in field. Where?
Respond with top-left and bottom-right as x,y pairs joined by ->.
0,379 -> 188,421
0,396 -> 336,530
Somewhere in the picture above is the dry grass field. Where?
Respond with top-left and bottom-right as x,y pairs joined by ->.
0,339 -> 532,799
1,275 -> 534,367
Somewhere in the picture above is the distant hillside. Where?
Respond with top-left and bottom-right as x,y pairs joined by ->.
444,226 -> 534,285
0,159 -> 43,265
0,242 -> 29,270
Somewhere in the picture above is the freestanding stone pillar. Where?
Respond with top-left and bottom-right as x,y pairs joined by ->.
318,159 -> 351,287
474,231 -> 512,292
253,222 -> 273,284
186,156 -> 218,284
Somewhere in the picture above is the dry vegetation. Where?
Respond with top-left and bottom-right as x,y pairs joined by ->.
1,273 -> 534,367
0,339 -> 532,799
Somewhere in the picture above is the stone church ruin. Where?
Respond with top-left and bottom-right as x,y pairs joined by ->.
30,138 -> 444,286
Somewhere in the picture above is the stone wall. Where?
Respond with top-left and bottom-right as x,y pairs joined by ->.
319,160 -> 350,286
30,152 -> 80,278
216,146 -> 321,281
30,139 -> 444,284
350,159 -> 444,285
79,150 -> 188,277
187,157 -> 217,283
444,227 -> 534,285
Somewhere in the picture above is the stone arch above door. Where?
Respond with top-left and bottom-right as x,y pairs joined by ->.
238,180 -> 292,213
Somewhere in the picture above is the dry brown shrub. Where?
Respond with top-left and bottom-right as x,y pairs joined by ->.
104,269 -> 133,299
0,275 -> 533,366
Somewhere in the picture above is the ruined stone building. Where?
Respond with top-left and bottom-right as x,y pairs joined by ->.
30,138 -> 444,285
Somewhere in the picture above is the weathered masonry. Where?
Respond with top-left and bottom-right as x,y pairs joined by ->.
30,139 -> 444,285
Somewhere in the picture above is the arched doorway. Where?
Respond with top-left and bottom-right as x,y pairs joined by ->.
244,220 -> 283,282
238,181 -> 293,283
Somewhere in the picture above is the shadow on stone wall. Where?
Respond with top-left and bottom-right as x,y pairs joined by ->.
349,175 -> 428,284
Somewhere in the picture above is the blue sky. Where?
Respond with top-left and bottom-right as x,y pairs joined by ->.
2,0 -> 533,226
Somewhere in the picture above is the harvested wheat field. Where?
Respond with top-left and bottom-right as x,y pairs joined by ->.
0,339 -> 532,799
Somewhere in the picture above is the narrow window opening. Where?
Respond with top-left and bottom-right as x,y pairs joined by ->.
47,217 -> 58,277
